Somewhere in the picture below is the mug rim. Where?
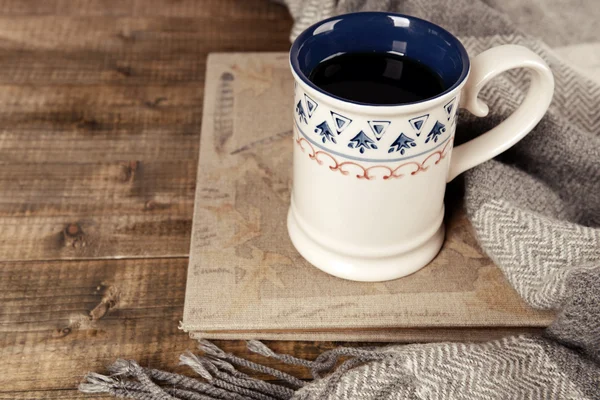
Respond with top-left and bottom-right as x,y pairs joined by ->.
290,11 -> 471,108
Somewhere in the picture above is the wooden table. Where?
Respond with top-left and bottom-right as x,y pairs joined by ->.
0,1 -> 337,398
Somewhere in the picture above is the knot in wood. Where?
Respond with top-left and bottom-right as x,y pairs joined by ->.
65,223 -> 82,238
62,222 -> 87,248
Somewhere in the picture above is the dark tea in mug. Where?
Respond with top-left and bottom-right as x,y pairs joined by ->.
308,52 -> 446,105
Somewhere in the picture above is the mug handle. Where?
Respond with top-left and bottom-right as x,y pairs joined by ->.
447,44 -> 554,182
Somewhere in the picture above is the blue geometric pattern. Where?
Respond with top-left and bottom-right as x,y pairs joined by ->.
330,111 -> 352,133
368,120 -> 391,141
348,131 -> 377,154
296,100 -> 307,124
294,88 -> 458,161
444,97 -> 456,120
425,120 -> 446,144
314,121 -> 336,144
388,133 -> 417,155
408,114 -> 429,136
304,94 -> 318,118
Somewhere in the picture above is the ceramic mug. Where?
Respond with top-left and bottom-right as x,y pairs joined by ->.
287,12 -> 554,282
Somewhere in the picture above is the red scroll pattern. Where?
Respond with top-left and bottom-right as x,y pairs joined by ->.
295,135 -> 454,180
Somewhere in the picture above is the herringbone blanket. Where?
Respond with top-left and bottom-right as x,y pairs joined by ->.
80,0 -> 599,398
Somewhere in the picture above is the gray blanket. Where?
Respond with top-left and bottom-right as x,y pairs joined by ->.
81,0 -> 600,398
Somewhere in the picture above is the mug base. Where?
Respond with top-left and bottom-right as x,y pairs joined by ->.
287,208 -> 445,282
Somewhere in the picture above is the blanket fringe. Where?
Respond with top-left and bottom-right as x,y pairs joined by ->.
79,341 -> 344,399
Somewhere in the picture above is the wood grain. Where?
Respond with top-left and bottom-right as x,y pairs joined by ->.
0,0 -> 290,17
0,1 -> 306,397
0,0 -> 292,260
0,160 -> 197,260
0,258 -> 385,397
1,258 -> 192,393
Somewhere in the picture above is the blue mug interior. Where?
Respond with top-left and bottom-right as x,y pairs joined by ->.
290,12 -> 470,106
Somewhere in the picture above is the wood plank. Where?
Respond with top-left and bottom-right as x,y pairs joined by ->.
0,128 -> 201,163
0,36 -> 288,84
0,84 -> 201,109
0,0 -> 289,18
0,13 -> 291,85
0,16 -> 288,52
0,84 -> 203,162
0,105 -> 202,133
1,390 -> 112,400
0,159 -> 197,260
0,84 -> 202,163
0,123 -> 201,164
0,215 -> 192,260
0,162 -> 195,212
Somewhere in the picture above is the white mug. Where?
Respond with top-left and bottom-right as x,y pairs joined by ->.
287,12 -> 554,281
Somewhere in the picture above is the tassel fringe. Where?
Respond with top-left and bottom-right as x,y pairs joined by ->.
79,341 -> 359,399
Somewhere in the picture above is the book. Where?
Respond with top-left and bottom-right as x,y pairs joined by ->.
181,53 -> 553,342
